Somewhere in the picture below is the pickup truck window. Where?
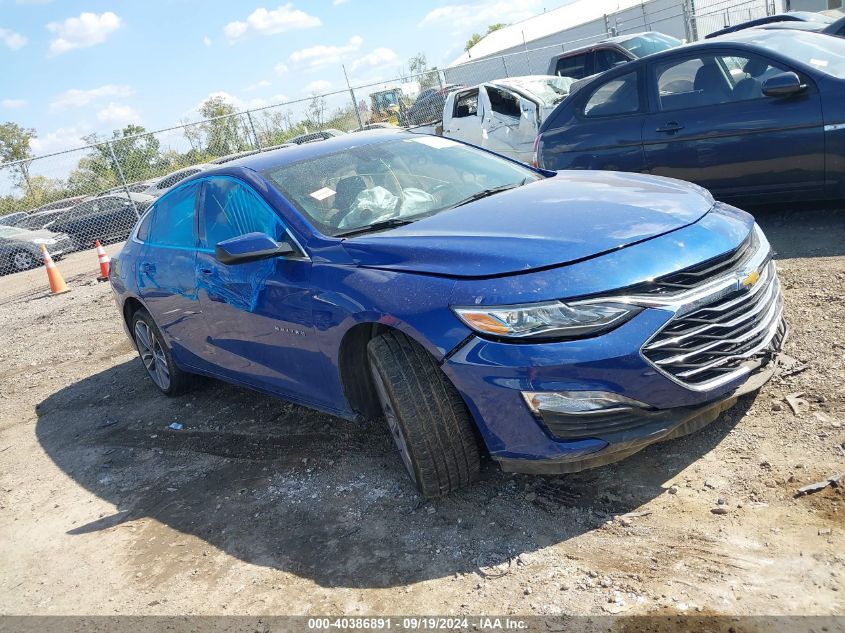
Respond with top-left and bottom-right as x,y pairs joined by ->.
453,90 -> 479,117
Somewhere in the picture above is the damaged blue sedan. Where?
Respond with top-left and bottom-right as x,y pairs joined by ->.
109,131 -> 785,497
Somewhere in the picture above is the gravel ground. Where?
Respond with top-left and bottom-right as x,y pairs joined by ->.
0,206 -> 843,617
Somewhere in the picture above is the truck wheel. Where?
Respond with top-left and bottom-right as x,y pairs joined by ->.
131,308 -> 192,396
367,330 -> 480,498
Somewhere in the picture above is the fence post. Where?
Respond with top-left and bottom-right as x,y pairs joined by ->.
106,140 -> 139,219
521,31 -> 532,75
502,55 -> 509,77
686,0 -> 699,41
342,64 -> 365,131
246,111 -> 262,149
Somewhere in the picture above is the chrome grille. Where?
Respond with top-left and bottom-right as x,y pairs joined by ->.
642,260 -> 785,390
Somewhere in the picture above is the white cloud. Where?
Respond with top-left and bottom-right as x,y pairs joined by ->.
0,27 -> 28,50
289,35 -> 362,70
203,36 -> 212,46
419,0 -> 539,34
274,62 -> 289,75
46,11 -> 122,55
30,126 -> 86,155
1,99 -> 27,108
245,79 -> 272,91
332,0 -> 349,4
350,47 -> 397,71
49,84 -> 132,112
97,102 -> 141,125
224,4 -> 321,42
304,80 -> 331,94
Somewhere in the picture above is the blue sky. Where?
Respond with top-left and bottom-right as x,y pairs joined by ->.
0,0 -> 571,156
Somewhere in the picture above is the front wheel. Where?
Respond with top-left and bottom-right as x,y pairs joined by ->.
367,331 -> 480,498
131,308 -> 192,396
11,249 -> 40,272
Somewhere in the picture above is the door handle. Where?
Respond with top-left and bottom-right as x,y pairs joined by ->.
140,262 -> 156,274
656,122 -> 684,134
199,268 -> 213,275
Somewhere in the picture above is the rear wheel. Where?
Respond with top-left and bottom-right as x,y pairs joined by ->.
11,250 -> 39,272
367,331 -> 480,498
131,309 -> 192,396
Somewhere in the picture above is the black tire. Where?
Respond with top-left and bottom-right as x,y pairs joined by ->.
11,249 -> 40,272
367,331 -> 480,498
131,308 -> 192,396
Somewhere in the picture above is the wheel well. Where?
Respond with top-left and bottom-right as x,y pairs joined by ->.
122,297 -> 145,332
338,322 -> 395,419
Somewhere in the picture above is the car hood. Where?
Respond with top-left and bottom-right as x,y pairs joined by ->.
341,171 -> 714,278
1,228 -> 60,243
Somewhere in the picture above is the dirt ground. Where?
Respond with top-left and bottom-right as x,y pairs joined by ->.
0,206 -> 843,618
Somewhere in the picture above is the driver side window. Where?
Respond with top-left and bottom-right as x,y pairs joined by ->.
200,177 -> 286,248
655,54 -> 787,112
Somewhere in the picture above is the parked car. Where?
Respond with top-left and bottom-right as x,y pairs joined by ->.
209,149 -> 261,164
50,192 -> 155,251
706,10 -> 844,38
442,76 -> 575,162
110,131 -> 784,497
405,84 -> 463,126
0,212 -> 28,226
547,31 -> 683,79
0,225 -> 74,274
13,209 -> 66,231
97,181 -> 158,197
287,129 -> 346,145
754,15 -> 845,37
141,166 -> 211,198
537,30 -> 845,204
32,195 -> 90,212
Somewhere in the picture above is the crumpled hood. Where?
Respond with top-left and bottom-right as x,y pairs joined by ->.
342,171 -> 715,278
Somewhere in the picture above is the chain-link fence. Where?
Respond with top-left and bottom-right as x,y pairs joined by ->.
0,0 -> 779,280
0,69 -> 449,278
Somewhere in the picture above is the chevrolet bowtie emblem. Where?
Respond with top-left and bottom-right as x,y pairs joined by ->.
741,270 -> 760,288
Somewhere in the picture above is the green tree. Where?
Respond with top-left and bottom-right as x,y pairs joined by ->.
305,95 -> 327,130
0,121 -> 37,193
408,53 -> 440,91
197,96 -> 251,156
464,23 -> 509,52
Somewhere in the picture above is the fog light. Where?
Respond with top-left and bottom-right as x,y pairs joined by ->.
521,391 -> 649,416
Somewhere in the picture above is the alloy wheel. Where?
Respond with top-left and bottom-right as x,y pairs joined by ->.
370,366 -> 417,486
134,320 -> 171,391
12,251 -> 36,272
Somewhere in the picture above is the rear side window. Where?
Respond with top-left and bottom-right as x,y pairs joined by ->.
148,182 -> 199,247
486,87 -> 521,117
200,178 -> 286,248
453,90 -> 479,117
135,208 -> 153,241
555,53 -> 590,79
594,48 -> 629,73
583,70 -> 641,117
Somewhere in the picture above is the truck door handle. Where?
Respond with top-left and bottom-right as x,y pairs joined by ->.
199,268 -> 212,275
141,263 -> 156,274
656,121 -> 684,134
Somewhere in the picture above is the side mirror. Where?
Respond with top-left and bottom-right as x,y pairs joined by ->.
214,232 -> 295,265
762,72 -> 806,97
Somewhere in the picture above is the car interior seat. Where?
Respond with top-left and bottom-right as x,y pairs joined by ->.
732,58 -> 770,100
693,62 -> 732,104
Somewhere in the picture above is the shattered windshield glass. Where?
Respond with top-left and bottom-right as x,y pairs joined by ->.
262,136 -> 540,237
503,76 -> 576,105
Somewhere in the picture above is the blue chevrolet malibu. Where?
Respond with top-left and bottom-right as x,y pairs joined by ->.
537,30 -> 845,205
110,131 -> 785,497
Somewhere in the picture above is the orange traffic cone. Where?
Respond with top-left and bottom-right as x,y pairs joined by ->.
40,244 -> 69,295
94,239 -> 110,282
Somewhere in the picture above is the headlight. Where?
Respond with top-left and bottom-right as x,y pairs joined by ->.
452,300 -> 641,339
31,238 -> 57,245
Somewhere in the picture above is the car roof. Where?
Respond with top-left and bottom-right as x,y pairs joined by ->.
553,31 -> 664,56
191,129 -> 414,174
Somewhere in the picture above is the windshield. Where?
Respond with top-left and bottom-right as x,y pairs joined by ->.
262,136 -> 540,237
500,76 -> 575,105
619,33 -> 682,57
750,30 -> 845,77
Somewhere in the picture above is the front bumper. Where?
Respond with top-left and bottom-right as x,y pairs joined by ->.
441,223 -> 786,475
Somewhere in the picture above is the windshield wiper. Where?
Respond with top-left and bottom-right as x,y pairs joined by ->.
336,217 -> 416,238
451,179 -> 529,208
